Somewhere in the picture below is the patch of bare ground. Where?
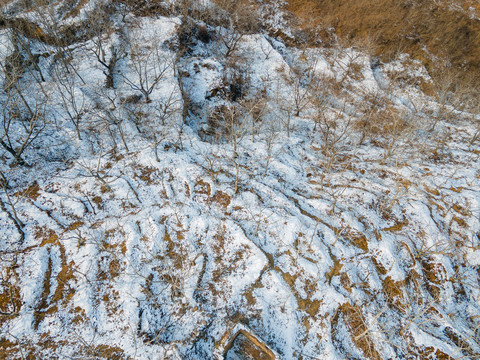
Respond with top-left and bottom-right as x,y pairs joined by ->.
332,303 -> 382,360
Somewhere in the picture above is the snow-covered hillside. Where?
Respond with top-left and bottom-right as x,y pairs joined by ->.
1,0 -> 480,359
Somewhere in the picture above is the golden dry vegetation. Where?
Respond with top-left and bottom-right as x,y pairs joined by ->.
286,0 -> 480,90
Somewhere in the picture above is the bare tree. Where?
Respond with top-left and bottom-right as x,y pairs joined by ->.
279,57 -> 322,119
93,88 -> 130,152
262,113 -> 280,177
219,28 -> 244,58
87,29 -> 124,89
121,38 -> 171,103
313,106 -> 351,190
209,104 -> 245,193
52,66 -> 91,140
0,170 -> 25,242
122,88 -> 181,162
0,80 -> 47,166
331,48 -> 364,85
243,92 -> 268,143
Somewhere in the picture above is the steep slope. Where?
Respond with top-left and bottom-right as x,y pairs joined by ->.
0,0 -> 479,359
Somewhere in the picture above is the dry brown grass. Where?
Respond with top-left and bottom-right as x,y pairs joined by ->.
223,331 -> 276,360
332,303 -> 383,360
0,268 -> 22,328
111,0 -> 170,17
212,0 -> 261,33
421,257 -> 447,298
286,0 -> 480,90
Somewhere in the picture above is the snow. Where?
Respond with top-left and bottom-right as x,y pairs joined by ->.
467,250 -> 480,266
0,1 -> 479,359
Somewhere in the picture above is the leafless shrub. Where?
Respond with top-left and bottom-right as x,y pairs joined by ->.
428,68 -> 458,132
331,48 -> 364,84
176,16 -> 198,54
354,90 -> 411,157
175,1 -> 221,52
2,30 -> 48,90
111,0 -> 170,18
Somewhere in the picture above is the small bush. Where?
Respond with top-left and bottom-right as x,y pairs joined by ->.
197,25 -> 211,44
